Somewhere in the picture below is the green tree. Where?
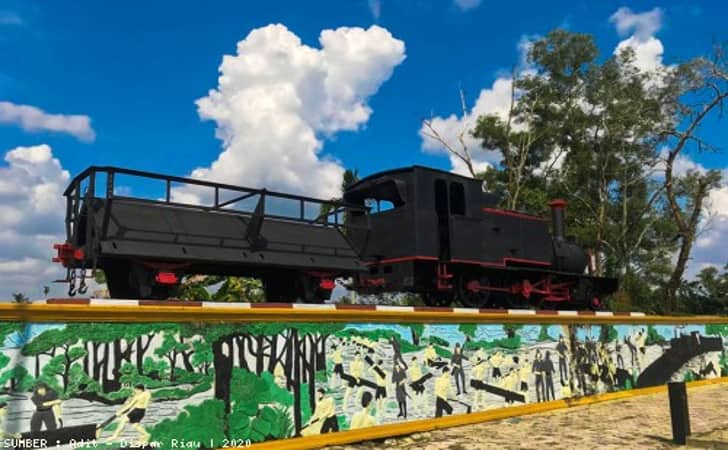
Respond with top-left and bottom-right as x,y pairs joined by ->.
11,292 -> 29,303
467,30 -> 727,313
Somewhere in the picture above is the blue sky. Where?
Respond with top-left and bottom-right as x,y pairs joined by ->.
0,0 -> 726,298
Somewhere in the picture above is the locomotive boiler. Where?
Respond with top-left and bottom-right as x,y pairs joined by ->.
52,165 -> 617,308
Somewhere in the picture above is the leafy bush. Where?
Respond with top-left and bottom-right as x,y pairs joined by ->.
148,399 -> 226,450
228,369 -> 294,443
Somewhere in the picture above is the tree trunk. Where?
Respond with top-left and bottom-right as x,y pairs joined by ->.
291,329 -> 302,434
308,336 -> 316,413
83,342 -> 90,375
63,347 -> 71,393
267,336 -> 278,373
255,335 -> 265,375
212,335 -> 233,438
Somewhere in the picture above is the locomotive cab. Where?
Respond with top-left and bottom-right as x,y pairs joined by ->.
345,166 -> 510,296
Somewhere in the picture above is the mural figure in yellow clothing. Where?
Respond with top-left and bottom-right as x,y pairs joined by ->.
434,367 -> 453,417
423,343 -> 437,366
470,358 -> 487,409
0,401 -> 20,439
274,362 -> 286,388
519,357 -> 531,394
301,389 -> 339,436
349,391 -> 378,430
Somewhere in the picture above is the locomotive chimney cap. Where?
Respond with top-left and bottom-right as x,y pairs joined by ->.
549,199 -> 567,209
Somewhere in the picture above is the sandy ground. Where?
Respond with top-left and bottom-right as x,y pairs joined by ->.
323,383 -> 728,450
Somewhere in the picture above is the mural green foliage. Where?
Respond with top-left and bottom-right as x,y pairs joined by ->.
0,364 -> 34,392
336,328 -> 419,353
458,324 -> 477,339
537,325 -> 554,342
646,325 -> 667,345
229,369 -> 294,442
599,325 -> 618,343
404,323 -> 425,346
706,324 -> 728,337
148,399 -> 226,450
464,334 -> 521,351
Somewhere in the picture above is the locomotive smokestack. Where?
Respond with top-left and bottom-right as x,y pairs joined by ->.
549,199 -> 566,241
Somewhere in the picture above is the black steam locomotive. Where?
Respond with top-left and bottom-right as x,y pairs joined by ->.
53,165 -> 617,308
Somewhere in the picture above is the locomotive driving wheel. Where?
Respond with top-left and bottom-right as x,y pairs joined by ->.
457,274 -> 491,308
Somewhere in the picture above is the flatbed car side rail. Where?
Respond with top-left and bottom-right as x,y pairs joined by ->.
63,166 -> 370,250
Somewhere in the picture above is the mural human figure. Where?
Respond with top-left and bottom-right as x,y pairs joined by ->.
434,367 -> 454,418
103,384 -> 151,445
424,343 -> 438,367
274,362 -> 286,388
451,343 -> 467,395
635,329 -> 647,368
556,335 -> 569,385
408,356 -> 427,414
500,368 -> 520,404
301,388 -> 338,436
350,391 -> 378,429
330,344 -> 344,388
615,342 -> 625,369
519,358 -> 531,394
490,351 -> 504,380
533,351 -> 544,402
0,401 -> 21,439
389,336 -> 408,370
30,383 -> 62,433
369,359 -> 387,417
543,351 -> 556,401
344,352 -> 364,409
470,357 -> 487,409
606,356 -> 617,389
393,361 -> 408,419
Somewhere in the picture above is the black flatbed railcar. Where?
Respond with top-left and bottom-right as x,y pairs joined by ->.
53,165 -> 617,308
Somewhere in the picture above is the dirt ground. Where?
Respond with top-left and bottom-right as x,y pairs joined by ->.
323,383 -> 728,450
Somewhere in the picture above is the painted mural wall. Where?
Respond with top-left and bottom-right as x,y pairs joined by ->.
0,320 -> 726,449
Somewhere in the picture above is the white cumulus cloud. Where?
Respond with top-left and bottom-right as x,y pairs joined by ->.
609,7 -> 666,73
0,144 -> 70,299
419,76 -> 513,175
418,36 -> 537,176
0,101 -> 96,142
610,7 -> 663,40
181,24 -> 405,203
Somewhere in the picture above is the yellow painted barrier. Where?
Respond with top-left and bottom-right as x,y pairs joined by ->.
0,299 -> 725,450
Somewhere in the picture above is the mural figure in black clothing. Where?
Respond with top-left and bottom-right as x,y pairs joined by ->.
533,350 -> 544,402
451,343 -> 467,395
434,367 -> 454,418
30,383 -> 62,432
556,335 -> 569,385
369,359 -> 387,417
393,361 -> 408,418
543,351 -> 556,401
389,336 -> 408,369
